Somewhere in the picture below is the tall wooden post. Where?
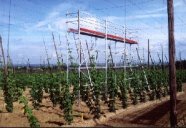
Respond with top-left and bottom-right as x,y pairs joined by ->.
0,36 -> 8,101
167,0 -> 177,126
179,51 -> 182,70
161,45 -> 164,71
0,36 -> 7,76
52,32 -> 60,69
7,0 -> 11,67
148,39 -> 150,69
78,10 -> 81,106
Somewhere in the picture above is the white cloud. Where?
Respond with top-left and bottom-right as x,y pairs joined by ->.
127,13 -> 165,20
3,0 -> 186,63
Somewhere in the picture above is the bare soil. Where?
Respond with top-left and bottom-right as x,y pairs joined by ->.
96,84 -> 186,127
0,84 -> 185,127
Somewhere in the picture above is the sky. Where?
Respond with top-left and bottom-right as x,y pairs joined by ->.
0,0 -> 186,65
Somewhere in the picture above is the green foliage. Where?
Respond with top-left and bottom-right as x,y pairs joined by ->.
4,88 -> 13,112
91,68 -> 102,118
19,96 -> 40,127
1,63 -> 185,125
107,69 -> 116,112
4,73 -> 15,112
48,73 -> 61,107
0,71 -> 3,88
69,70 -> 79,100
30,74 -> 43,109
130,72 -> 141,105
117,72 -> 128,108
62,84 -> 73,124
176,70 -> 186,92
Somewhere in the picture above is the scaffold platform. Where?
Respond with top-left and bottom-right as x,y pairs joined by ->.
68,27 -> 138,44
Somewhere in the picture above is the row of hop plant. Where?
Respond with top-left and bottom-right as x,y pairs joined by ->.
28,72 -> 75,125
78,68 -> 185,117
0,69 -> 40,127
0,68 -> 185,126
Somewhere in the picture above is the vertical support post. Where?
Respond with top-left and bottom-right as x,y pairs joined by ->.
105,19 -> 108,96
52,32 -> 60,69
65,12 -> 68,85
0,36 -> 7,76
136,47 -> 149,87
43,39 -> 51,72
26,58 -> 30,73
123,0 -> 127,81
78,10 -> 81,106
179,51 -> 182,70
124,29 -> 127,79
86,41 -> 91,64
0,35 -> 8,105
167,0 -> 177,126
7,0 -> 11,66
129,44 -> 131,65
114,42 -> 117,87
143,48 -> 144,64
148,39 -> 150,69
66,35 -> 69,85
161,45 -> 164,71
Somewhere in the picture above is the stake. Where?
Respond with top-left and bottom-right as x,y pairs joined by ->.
58,34 -> 64,64
167,0 -> 177,126
0,36 -> 8,76
136,48 -> 149,89
26,58 -> 30,73
108,45 -> 114,67
78,10 -> 81,107
105,19 -> 108,97
43,39 -> 51,72
161,45 -> 164,71
66,34 -> 69,85
52,32 -> 61,69
0,36 -> 8,106
148,39 -> 150,69
86,40 -> 92,64
149,51 -> 155,69
179,51 -> 182,70
157,52 -> 162,68
7,0 -> 11,67
143,48 -> 145,64
123,28 -> 127,84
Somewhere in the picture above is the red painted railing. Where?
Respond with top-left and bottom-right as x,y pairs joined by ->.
68,28 -> 138,44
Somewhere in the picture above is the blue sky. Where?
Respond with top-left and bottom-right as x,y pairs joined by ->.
0,0 -> 186,64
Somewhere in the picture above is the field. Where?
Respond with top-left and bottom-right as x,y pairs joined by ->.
0,0 -> 185,127
97,84 -> 186,127
0,68 -> 186,127
0,84 -> 185,127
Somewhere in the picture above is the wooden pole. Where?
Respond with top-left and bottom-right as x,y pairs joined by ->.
167,0 -> 177,126
78,10 -> 81,106
161,45 -> 164,71
148,39 -> 150,69
86,40 -> 92,64
26,58 -> 30,73
7,0 -> 11,67
43,39 -> 51,72
105,19 -> 108,97
0,36 -> 8,76
52,32 -> 61,69
179,51 -> 182,70
0,36 -> 8,102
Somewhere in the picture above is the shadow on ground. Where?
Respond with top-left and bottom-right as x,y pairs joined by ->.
131,100 -> 181,126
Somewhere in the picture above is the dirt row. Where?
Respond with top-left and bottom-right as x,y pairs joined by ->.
95,84 -> 186,127
0,84 -> 185,127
